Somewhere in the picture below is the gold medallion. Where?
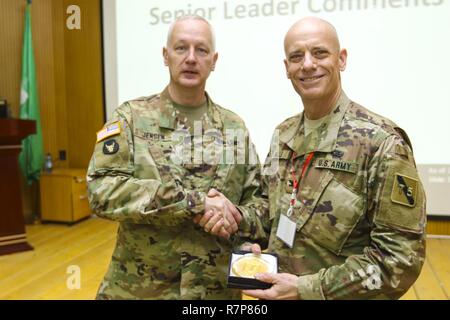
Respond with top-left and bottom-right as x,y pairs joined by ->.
232,255 -> 270,278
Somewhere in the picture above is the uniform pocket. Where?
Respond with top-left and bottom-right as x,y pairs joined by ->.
148,138 -> 181,185
375,158 -> 425,233
148,137 -> 176,164
147,133 -> 220,192
301,178 -> 364,255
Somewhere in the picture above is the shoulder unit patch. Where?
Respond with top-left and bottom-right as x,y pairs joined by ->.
103,139 -> 120,155
391,173 -> 418,207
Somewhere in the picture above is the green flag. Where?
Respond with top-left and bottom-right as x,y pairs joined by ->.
19,2 -> 44,184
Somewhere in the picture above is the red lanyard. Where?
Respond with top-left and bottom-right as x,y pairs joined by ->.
287,152 -> 315,217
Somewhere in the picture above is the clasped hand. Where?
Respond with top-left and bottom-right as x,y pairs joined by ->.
193,189 -> 242,239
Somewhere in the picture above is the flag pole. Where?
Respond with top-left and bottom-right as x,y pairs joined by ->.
19,0 -> 44,185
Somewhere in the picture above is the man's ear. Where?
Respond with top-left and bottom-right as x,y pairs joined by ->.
284,59 -> 290,79
339,48 -> 347,72
163,47 -> 168,66
211,52 -> 218,71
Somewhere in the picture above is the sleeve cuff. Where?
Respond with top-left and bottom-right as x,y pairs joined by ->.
297,273 -> 326,300
236,205 -> 251,232
186,190 -> 206,216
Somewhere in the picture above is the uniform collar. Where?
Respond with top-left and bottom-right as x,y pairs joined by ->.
158,86 -> 223,131
284,91 -> 351,158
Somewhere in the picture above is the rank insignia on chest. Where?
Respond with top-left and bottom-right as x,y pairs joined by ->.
391,173 -> 418,207
97,121 -> 121,142
315,158 -> 358,174
332,150 -> 344,159
103,139 -> 120,155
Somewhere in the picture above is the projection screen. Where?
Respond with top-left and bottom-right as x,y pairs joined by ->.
102,0 -> 450,216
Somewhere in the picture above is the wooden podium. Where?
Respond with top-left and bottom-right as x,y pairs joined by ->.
0,119 -> 36,256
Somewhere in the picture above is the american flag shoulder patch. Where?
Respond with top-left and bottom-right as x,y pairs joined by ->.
96,122 -> 121,143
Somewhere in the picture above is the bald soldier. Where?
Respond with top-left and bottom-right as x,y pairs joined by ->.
239,17 -> 426,299
87,15 -> 267,299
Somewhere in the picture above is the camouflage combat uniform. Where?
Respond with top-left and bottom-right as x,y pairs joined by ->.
87,88 -> 267,300
261,92 -> 426,299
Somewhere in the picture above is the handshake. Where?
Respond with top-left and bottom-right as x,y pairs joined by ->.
193,189 -> 242,240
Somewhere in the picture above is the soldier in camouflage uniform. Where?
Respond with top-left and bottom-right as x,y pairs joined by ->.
87,16 -> 267,299
241,17 -> 426,300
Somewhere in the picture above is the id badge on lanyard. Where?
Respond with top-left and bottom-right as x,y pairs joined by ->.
276,152 -> 314,248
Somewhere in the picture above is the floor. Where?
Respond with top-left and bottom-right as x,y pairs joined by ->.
0,217 -> 449,300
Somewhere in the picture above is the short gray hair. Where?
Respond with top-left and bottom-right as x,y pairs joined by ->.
166,15 -> 216,52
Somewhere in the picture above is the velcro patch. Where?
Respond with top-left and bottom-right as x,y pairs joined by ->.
97,122 -> 121,142
395,144 -> 410,159
315,158 -> 358,174
391,173 -> 418,207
